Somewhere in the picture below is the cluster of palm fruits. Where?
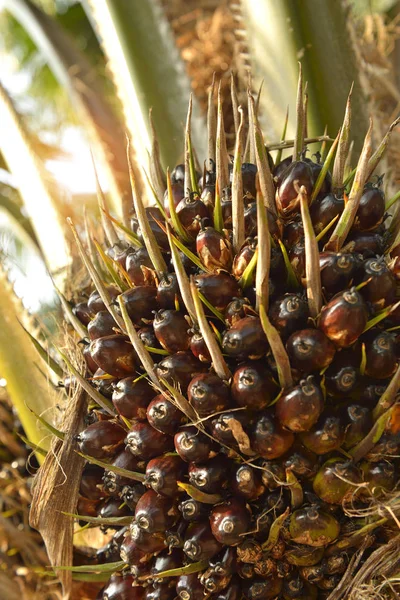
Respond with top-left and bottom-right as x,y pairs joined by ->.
66,80 -> 400,600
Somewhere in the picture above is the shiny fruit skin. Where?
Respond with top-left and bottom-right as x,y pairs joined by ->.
102,574 -> 145,600
231,362 -> 277,411
157,273 -> 182,310
146,394 -> 186,435
90,335 -> 137,378
130,521 -> 167,553
222,317 -> 268,360
252,412 -> 294,459
121,287 -> 159,325
224,298 -> 252,326
103,449 -> 144,494
196,226 -> 233,272
268,293 -> 309,341
209,498 -> 250,545
176,194 -> 209,235
341,403 -> 373,449
188,373 -> 230,417
112,377 -> 154,420
364,329 -> 397,380
299,411 -> 345,455
230,464 -> 265,500
310,193 -> 344,234
319,252 -> 360,297
313,458 -> 363,504
79,464 -> 105,500
193,273 -> 241,311
286,329 -> 336,373
242,576 -> 283,600
176,573 -> 205,600
319,288 -> 368,348
179,497 -> 209,522
174,427 -> 217,463
289,506 -> 340,546
153,310 -> 190,353
356,258 -> 396,310
88,310 -> 116,340
145,454 -> 185,497
188,455 -> 230,494
208,410 -> 251,448
76,420 -> 126,459
189,331 -> 212,363
125,422 -> 173,460
126,248 -> 154,286
275,378 -> 324,432
135,489 -> 176,533
88,285 -> 120,314
360,460 -> 396,497
354,186 -> 385,231
72,301 -> 92,325
183,521 -> 223,561
155,351 -> 206,390
276,160 -> 313,218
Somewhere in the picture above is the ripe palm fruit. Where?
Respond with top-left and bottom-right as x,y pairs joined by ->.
56,77 -> 400,600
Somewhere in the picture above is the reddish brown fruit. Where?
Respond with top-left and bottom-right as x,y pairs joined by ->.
319,289 -> 368,348
90,335 -> 137,378
275,377 -> 324,432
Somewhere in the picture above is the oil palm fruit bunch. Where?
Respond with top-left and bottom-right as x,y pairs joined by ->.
57,72 -> 400,600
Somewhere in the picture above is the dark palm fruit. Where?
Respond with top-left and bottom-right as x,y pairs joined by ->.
103,449 -> 143,494
134,490 -> 176,533
273,155 -> 292,179
121,483 -> 147,511
176,573 -> 205,600
196,224 -> 233,272
344,229 -> 385,257
145,454 -> 185,497
244,204 -> 282,240
231,363 -> 277,411
92,369 -> 116,399
342,403 -> 373,449
283,445 -> 319,480
285,545 -> 325,567
238,563 -> 255,579
88,310 -> 117,340
147,395 -> 186,435
324,362 -> 358,397
188,455 -> 230,494
179,497 -> 209,522
359,381 -> 388,407
242,576 -> 283,600
72,301 -> 92,325
88,285 -> 120,314
153,310 -> 190,353
356,258 -> 396,309
82,344 -> 99,374
259,460 -> 286,490
130,521 -> 167,553
307,157 -> 332,197
76,420 -> 126,459
187,373 -> 230,417
360,461 -> 396,497
174,427 -> 217,463
189,330 -> 211,363
183,521 -> 222,561
155,351 -> 206,389
232,240 -> 256,279
239,162 -> 257,198
112,377 -> 154,420
201,571 -> 231,595
208,410 -> 251,447
176,193 -> 209,235
224,297 -> 252,325
151,549 -> 183,578
157,273 -> 182,310
310,193 -> 344,234
222,317 -> 268,360
313,458 -> 363,504
90,335 -> 137,378
367,431 -> 400,461
286,329 -> 336,373
276,160 -> 313,217
133,207 -> 169,251
283,219 -> 304,247
125,422 -> 173,460
299,411 -> 345,455
79,464 -> 105,500
126,247 -> 154,286
171,163 -> 185,184
97,497 -> 133,524
193,273 -> 241,311
364,330 -> 397,379
97,526 -> 129,564
166,520 -> 188,550
268,293 -> 309,341
319,252 -> 359,297
252,412 -> 294,459
103,574 -> 145,600
208,546 -> 237,576
319,288 -> 368,348
210,498 -> 250,545
275,378 -> 324,432
164,182 -> 185,216
354,186 -> 385,230
145,585 -> 175,600
289,506 -> 340,546
121,286 -> 159,325
231,464 -> 265,500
